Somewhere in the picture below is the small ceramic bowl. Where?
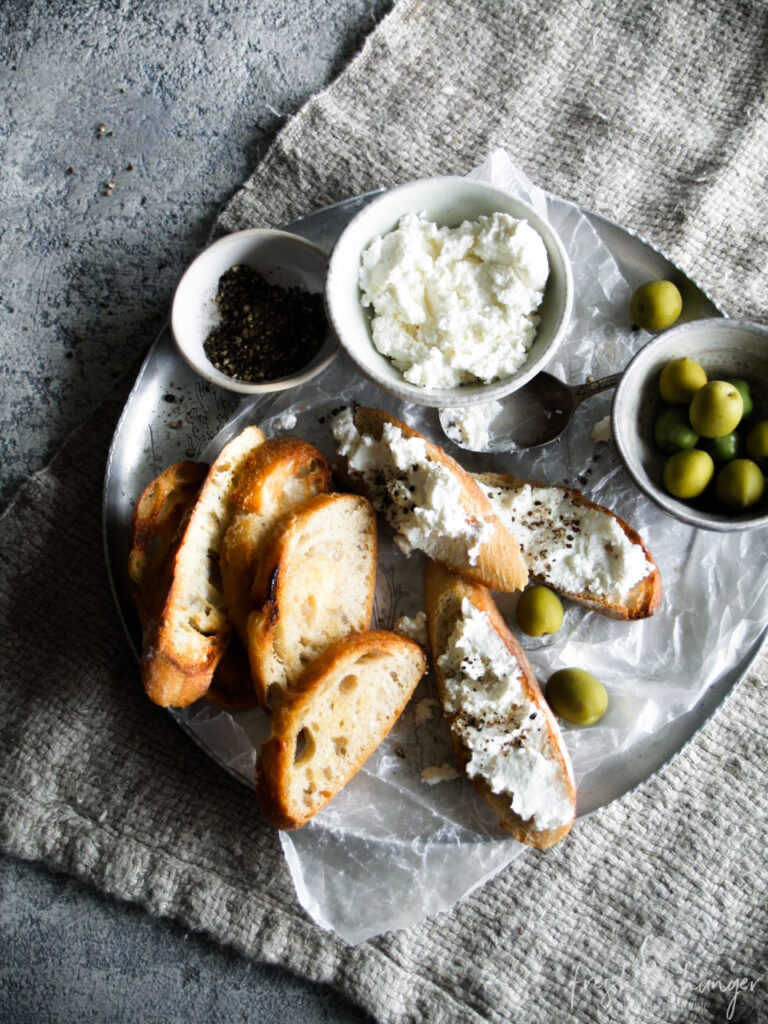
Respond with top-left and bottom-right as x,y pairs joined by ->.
612,318 -> 768,531
325,176 -> 573,409
171,228 -> 338,395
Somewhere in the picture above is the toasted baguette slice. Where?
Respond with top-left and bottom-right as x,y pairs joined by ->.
128,461 -> 209,627
220,438 -> 332,639
256,630 -> 427,828
424,562 -> 576,849
128,459 -> 259,709
476,472 -> 662,619
246,492 -> 377,708
141,425 -> 266,708
332,406 -> 528,593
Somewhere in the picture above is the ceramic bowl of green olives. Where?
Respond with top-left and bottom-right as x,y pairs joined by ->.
612,318 -> 768,531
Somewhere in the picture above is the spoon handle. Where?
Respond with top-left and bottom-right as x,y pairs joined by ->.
572,372 -> 623,406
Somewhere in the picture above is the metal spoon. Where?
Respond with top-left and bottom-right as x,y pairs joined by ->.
439,371 -> 622,452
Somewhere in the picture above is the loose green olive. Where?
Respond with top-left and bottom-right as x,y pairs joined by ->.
715,459 -> 765,509
630,281 -> 683,332
746,420 -> 768,466
658,356 -> 707,405
653,406 -> 699,454
689,380 -> 744,438
516,585 -> 564,637
699,431 -> 742,464
663,449 -> 714,499
724,378 -> 753,419
546,668 -> 608,726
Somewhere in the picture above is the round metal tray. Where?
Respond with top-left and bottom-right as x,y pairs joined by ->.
103,190 -> 765,824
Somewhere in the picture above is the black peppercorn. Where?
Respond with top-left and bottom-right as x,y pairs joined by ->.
203,264 -> 327,383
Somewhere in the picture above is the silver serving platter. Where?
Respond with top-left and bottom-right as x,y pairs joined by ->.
103,191 -> 765,820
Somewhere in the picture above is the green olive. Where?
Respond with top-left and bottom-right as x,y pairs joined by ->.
746,420 -> 768,465
688,380 -> 743,438
715,459 -> 765,509
724,378 -> 753,419
653,406 -> 699,454
516,585 -> 564,637
630,281 -> 683,332
699,431 -> 742,464
663,449 -> 714,499
658,356 -> 707,405
546,668 -> 608,726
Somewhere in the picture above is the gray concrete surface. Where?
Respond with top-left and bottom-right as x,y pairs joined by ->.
0,0 -> 389,511
0,1 -> 389,1019
0,857 -> 372,1024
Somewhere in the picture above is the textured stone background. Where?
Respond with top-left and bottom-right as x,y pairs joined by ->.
0,0 -> 387,1020
0,0 -> 389,512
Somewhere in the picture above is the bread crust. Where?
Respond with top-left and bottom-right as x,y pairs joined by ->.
220,438 -> 332,638
342,407 -> 528,593
127,455 -> 265,712
246,491 -> 378,708
256,630 -> 427,829
128,461 -> 208,628
424,562 -> 576,850
476,471 -> 662,619
140,425 -> 266,708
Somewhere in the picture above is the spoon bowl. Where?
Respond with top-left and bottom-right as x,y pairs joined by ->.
439,371 -> 622,452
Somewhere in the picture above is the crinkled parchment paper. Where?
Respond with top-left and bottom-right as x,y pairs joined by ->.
173,152 -> 768,944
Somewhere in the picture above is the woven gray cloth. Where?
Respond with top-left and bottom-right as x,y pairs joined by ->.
2,1 -> 767,1021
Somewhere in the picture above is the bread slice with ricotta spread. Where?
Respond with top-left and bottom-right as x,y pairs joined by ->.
256,630 -> 427,828
424,561 -> 576,849
140,425 -> 266,708
220,438 -> 332,639
246,491 -> 378,708
332,406 -> 528,594
476,472 -> 662,619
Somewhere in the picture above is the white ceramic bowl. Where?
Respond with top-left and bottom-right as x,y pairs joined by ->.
325,176 -> 573,409
171,228 -> 338,395
612,318 -> 768,531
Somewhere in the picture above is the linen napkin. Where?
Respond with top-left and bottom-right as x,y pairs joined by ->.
1,1 -> 766,1021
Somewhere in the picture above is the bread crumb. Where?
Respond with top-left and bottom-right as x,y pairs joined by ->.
421,763 -> 460,785
413,697 -> 440,725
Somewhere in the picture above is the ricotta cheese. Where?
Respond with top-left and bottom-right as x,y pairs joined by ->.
393,610 -> 429,646
272,411 -> 297,431
359,211 -> 549,389
438,598 -> 572,830
332,408 -> 494,565
440,400 -> 503,452
480,481 -> 653,602
413,696 -> 440,725
590,415 -> 612,444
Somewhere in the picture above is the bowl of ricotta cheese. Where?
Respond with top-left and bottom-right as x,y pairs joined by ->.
325,176 -> 573,408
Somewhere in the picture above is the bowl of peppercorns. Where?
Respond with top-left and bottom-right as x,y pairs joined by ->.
171,228 -> 338,394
